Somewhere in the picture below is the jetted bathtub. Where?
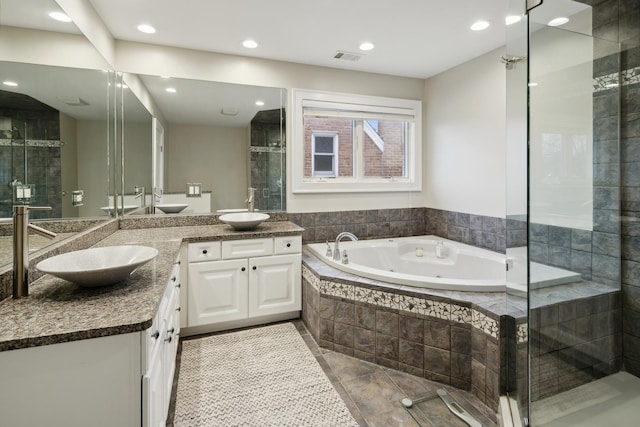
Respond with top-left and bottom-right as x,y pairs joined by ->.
306,235 -> 581,293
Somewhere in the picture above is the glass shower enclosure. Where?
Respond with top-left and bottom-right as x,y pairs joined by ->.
506,0 -> 638,425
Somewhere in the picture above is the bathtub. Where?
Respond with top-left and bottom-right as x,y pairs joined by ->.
306,235 -> 506,292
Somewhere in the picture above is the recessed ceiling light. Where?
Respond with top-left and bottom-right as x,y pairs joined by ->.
528,82 -> 539,87
242,39 -> 259,49
548,17 -> 569,27
255,100 -> 265,106
3,81 -> 18,87
359,42 -> 375,51
137,24 -> 156,34
505,15 -> 522,26
471,20 -> 491,31
49,12 -> 72,23
166,87 -> 177,93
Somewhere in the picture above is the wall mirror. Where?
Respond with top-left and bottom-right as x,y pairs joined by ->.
0,0 -> 115,269
134,74 -> 286,213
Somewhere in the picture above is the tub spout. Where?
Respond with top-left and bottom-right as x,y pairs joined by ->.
333,232 -> 358,261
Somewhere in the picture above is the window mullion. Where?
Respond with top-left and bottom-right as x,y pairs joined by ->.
354,120 -> 364,179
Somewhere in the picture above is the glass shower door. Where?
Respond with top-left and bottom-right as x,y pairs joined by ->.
527,2 -> 626,426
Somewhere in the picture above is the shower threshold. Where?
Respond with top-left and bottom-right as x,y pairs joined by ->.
402,388 -> 483,427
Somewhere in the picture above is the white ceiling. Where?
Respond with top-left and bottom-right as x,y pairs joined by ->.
87,0 -> 589,79
90,0 -> 509,80
0,0 -> 591,125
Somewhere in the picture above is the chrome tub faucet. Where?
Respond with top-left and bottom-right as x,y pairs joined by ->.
333,231 -> 358,262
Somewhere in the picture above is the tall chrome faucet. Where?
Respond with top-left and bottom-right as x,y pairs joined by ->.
246,187 -> 256,212
333,231 -> 358,261
134,186 -> 146,207
13,205 -> 57,298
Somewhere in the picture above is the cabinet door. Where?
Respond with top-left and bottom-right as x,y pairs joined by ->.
249,254 -> 301,317
188,259 -> 249,326
162,288 -> 180,419
143,321 -> 165,427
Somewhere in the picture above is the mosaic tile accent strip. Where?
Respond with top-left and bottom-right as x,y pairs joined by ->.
593,66 -> 640,93
302,265 -> 320,291
517,323 -> 528,344
472,310 -> 499,338
353,286 -> 398,309
0,138 -> 64,147
314,277 -> 499,339
320,280 -> 353,299
425,300 -> 452,321
622,66 -> 640,86
249,146 -> 286,153
593,72 -> 619,92
451,304 -> 473,324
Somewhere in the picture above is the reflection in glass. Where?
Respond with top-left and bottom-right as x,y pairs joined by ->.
0,62 -> 111,219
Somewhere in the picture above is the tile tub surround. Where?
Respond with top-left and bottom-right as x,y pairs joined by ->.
288,207 -> 508,254
0,220 -> 303,351
301,249 -> 523,411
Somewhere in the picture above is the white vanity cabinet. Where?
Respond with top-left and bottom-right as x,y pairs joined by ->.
0,263 -> 181,427
143,262 -> 181,427
187,235 -> 302,331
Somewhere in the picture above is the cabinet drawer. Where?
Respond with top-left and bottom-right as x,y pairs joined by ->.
274,235 -> 302,254
188,241 -> 221,262
222,238 -> 273,259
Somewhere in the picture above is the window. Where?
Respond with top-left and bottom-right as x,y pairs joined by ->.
311,133 -> 338,176
292,89 -> 421,193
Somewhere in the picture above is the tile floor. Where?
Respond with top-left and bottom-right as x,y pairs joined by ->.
168,320 -> 498,427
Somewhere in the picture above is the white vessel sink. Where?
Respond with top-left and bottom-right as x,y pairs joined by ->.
219,212 -> 270,231
36,245 -> 159,287
155,203 -> 188,214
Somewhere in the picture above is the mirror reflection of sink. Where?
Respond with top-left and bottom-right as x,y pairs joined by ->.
36,245 -> 159,287
218,212 -> 270,231
216,208 -> 259,213
100,205 -> 139,214
155,203 -> 188,214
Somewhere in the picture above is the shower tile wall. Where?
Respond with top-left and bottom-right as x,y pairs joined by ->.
0,105 -> 62,218
583,0 -> 640,377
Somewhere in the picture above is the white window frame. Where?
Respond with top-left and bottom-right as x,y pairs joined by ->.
311,132 -> 338,177
291,88 -> 422,193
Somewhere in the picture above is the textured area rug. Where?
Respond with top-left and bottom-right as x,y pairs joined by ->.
174,323 -> 359,426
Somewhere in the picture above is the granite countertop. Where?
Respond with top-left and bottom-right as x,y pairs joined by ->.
0,221 -> 303,352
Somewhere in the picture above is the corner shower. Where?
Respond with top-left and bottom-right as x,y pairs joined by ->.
504,0 -> 638,425
249,105 -> 286,211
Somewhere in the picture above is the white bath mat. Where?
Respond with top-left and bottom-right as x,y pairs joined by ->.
173,322 -> 359,426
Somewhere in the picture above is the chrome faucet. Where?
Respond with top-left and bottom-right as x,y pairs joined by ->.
246,187 -> 256,212
333,231 -> 358,261
133,186 -> 146,207
151,187 -> 163,212
13,205 -> 57,298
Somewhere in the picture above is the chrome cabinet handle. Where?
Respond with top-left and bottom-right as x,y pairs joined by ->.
152,330 -> 160,339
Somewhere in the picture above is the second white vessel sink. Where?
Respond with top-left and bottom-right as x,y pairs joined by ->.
155,203 -> 188,214
36,245 -> 159,287
219,212 -> 270,231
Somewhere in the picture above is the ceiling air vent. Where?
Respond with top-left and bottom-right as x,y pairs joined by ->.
58,96 -> 89,107
333,51 -> 362,62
